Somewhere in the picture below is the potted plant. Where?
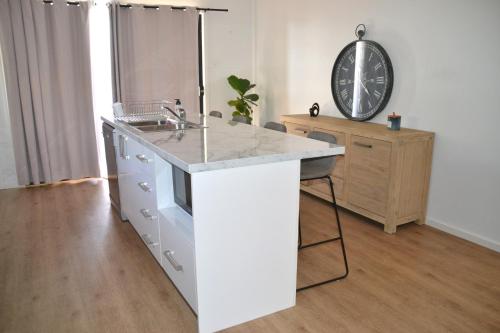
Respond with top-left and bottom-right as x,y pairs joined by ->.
227,75 -> 259,124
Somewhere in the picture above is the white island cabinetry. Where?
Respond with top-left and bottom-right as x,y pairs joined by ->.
108,116 -> 344,333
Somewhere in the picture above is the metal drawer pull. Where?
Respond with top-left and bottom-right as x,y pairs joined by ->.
140,208 -> 157,220
141,234 -> 159,247
119,135 -> 130,160
163,250 -> 183,271
136,154 -> 153,164
295,127 -> 308,133
137,182 -> 152,192
353,141 -> 373,149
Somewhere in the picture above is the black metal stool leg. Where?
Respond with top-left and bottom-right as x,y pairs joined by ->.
297,176 -> 349,291
298,215 -> 302,249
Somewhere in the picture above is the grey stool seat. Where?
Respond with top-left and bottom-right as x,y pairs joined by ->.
232,115 -> 251,124
297,131 -> 348,291
264,121 -> 287,132
301,132 -> 336,179
209,110 -> 222,118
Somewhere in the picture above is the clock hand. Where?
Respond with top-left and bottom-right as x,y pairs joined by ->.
359,80 -> 370,96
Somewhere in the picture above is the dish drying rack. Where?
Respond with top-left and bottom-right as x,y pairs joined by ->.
114,100 -> 171,122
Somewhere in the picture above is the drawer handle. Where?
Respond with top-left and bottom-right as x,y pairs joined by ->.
119,135 -> 130,160
140,208 -> 157,220
294,127 -> 308,134
137,182 -> 152,192
353,141 -> 373,149
141,234 -> 159,247
163,250 -> 183,271
136,154 -> 153,164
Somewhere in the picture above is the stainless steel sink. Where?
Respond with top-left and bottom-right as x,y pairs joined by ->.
136,122 -> 201,132
126,120 -> 165,127
120,118 -> 202,132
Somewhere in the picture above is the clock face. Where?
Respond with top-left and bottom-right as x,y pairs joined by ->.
331,40 -> 393,121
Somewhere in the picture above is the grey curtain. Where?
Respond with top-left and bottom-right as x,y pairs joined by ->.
0,0 -> 99,185
110,3 -> 200,120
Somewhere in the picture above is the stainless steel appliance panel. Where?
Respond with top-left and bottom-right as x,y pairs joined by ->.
103,122 -> 121,211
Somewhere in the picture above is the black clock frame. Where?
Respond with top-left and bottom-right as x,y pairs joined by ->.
331,40 -> 394,122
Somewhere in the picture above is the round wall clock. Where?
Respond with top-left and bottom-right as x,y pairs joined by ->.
331,24 -> 393,121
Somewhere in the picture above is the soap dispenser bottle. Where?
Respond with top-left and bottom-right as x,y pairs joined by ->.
175,99 -> 186,121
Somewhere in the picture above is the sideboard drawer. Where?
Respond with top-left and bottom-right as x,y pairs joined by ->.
284,122 -> 310,137
348,136 -> 391,217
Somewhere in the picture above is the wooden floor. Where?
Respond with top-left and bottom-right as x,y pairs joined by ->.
1,179 -> 499,333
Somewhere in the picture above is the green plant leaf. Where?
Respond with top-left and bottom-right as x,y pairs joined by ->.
235,103 -> 245,113
227,75 -> 251,96
232,111 -> 241,117
239,79 -> 251,94
227,99 -> 239,107
244,94 -> 259,102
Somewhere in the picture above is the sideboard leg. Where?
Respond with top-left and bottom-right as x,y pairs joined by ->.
384,223 -> 397,234
415,215 -> 426,225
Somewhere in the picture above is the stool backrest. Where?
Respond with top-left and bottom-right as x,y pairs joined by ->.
232,115 -> 251,124
209,110 -> 222,118
264,121 -> 287,132
300,131 -> 337,179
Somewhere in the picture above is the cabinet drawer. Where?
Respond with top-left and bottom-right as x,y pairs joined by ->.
132,172 -> 156,203
126,192 -> 161,263
136,216 -> 161,263
348,136 -> 392,217
130,141 -> 156,174
159,210 -> 197,312
313,127 -> 346,179
283,122 -> 310,137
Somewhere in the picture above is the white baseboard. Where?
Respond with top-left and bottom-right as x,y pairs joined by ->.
427,217 -> 500,253
0,183 -> 22,190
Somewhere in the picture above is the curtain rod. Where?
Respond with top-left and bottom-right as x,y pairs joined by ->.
117,4 -> 228,12
42,0 -> 85,5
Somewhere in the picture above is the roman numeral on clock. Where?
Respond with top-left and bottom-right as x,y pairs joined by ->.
348,54 -> 355,64
339,79 -> 346,85
341,89 -> 348,100
374,90 -> 382,99
374,63 -> 382,71
376,76 -> 385,84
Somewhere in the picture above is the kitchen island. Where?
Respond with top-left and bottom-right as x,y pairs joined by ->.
102,115 -> 344,333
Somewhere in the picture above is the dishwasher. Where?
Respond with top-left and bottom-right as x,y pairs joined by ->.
102,122 -> 121,213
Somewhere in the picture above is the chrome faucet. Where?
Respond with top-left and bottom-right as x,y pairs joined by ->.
161,101 -> 186,123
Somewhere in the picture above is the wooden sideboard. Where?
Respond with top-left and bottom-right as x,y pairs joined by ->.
280,114 -> 434,233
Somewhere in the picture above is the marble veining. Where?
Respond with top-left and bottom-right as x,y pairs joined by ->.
102,115 -> 345,173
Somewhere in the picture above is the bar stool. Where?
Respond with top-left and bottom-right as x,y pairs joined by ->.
264,121 -> 287,132
209,110 -> 222,118
297,131 -> 349,291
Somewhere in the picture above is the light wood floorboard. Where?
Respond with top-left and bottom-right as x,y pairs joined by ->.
0,179 -> 499,333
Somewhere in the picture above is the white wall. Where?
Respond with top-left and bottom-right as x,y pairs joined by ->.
255,0 -> 500,251
0,46 -> 18,189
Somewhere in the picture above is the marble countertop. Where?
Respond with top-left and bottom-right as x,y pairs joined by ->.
102,115 -> 345,173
